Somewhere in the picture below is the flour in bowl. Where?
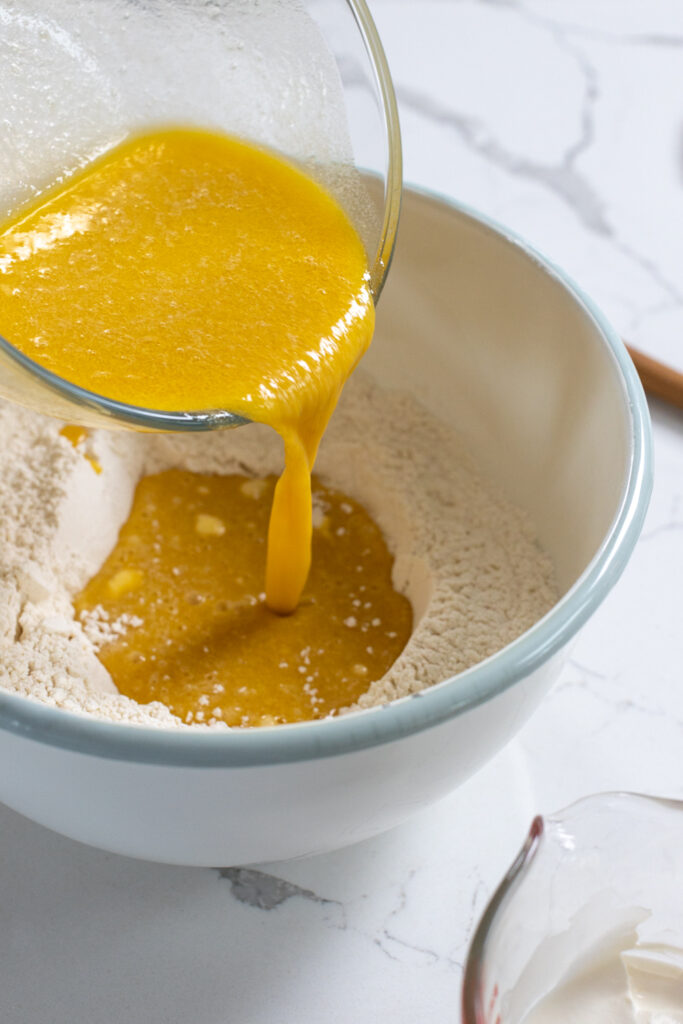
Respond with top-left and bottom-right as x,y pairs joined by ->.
0,373 -> 556,727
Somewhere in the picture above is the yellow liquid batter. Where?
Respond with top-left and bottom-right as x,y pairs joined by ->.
59,423 -> 102,474
0,128 -> 375,613
74,469 -> 412,726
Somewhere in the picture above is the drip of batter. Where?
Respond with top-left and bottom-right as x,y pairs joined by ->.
59,424 -> 102,474
0,128 -> 375,613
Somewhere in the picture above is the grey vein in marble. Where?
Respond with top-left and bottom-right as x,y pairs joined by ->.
372,868 -> 443,967
394,74 -> 607,235
479,0 -> 683,47
566,658 -> 609,682
639,500 -> 683,543
217,867 -> 341,913
553,667 -> 683,739
394,11 -> 683,307
499,2 -> 683,304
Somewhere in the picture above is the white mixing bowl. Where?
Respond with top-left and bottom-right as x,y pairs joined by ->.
0,188 -> 652,865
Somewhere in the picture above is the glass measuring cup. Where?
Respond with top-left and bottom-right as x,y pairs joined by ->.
462,792 -> 683,1023
0,0 -> 401,431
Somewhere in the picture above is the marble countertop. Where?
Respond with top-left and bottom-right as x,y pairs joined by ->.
3,2 -> 683,1021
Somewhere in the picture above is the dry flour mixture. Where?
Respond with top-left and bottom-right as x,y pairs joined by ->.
0,373 -> 557,727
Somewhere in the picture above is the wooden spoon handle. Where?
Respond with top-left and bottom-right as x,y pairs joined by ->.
626,344 -> 683,410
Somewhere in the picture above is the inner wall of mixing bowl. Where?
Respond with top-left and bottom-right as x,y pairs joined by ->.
367,196 -> 632,596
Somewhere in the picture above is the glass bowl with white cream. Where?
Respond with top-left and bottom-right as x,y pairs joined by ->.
462,792 -> 683,1023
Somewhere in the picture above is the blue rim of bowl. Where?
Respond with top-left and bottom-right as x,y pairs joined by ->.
0,186 -> 653,766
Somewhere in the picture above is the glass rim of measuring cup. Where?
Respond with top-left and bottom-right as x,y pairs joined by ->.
0,0 -> 402,433
460,790 -> 683,1024
461,810 -> 544,1024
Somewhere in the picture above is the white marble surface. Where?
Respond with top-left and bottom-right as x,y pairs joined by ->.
3,2 -> 683,1021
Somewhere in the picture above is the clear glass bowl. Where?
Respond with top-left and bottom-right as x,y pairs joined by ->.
0,0 -> 401,431
462,792 -> 683,1023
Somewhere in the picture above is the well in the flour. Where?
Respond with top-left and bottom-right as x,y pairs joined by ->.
0,373 -> 558,728
74,469 -> 413,727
